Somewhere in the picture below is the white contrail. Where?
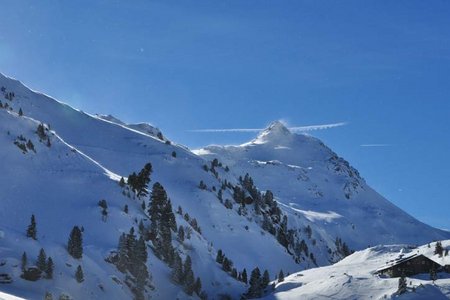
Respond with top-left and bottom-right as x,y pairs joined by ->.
188,128 -> 263,133
360,144 -> 391,147
188,122 -> 347,133
289,122 -> 347,132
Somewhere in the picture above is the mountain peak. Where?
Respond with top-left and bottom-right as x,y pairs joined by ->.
254,121 -> 292,143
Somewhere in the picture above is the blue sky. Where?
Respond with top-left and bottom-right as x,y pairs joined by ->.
1,1 -> 449,229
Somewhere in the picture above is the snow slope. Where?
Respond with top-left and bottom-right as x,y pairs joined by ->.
0,72 -> 448,299
264,240 -> 450,300
0,74 -> 302,299
196,121 -> 450,250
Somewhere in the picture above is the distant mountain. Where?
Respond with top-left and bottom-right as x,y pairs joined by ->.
96,114 -> 168,142
0,73 -> 448,299
196,120 -> 448,249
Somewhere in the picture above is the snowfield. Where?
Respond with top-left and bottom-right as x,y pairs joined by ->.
0,72 -> 449,299
265,241 -> 450,300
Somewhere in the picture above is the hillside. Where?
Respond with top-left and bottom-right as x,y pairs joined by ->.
264,240 -> 450,299
196,121 -> 449,249
0,72 -> 449,299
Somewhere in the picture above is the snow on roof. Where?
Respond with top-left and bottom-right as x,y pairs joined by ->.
376,240 -> 450,272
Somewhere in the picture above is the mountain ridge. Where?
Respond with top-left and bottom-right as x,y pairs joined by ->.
0,72 -> 448,299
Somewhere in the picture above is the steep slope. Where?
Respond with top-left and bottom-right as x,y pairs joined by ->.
196,121 -> 450,250
0,74 -> 304,299
264,240 -> 450,299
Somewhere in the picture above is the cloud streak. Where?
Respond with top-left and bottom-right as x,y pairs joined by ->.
188,122 -> 347,133
360,144 -> 391,147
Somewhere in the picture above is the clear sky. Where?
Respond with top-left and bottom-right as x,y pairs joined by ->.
1,1 -> 449,229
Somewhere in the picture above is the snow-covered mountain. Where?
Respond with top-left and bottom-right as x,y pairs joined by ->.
195,121 -> 448,249
264,240 -> 450,299
96,114 -> 168,143
0,72 -> 448,300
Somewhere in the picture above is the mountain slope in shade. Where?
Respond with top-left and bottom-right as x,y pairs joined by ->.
0,72 -> 448,299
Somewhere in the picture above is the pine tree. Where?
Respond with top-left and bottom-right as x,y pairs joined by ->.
37,124 -> 46,140
68,226 -> 83,259
138,220 -> 145,235
124,204 -> 129,214
435,241 -> 444,257
398,273 -> 407,294
247,267 -> 262,298
216,249 -> 224,264
119,177 -> 126,187
116,233 -> 128,272
178,226 -> 185,242
183,256 -> 195,295
21,252 -> 27,272
231,268 -> 238,278
137,163 -> 152,197
37,248 -> 47,272
194,277 -> 202,295
222,257 -> 231,272
18,108 -> 23,116
261,269 -> 270,289
241,268 -> 248,284
75,265 -> 84,283
430,265 -> 437,281
160,198 -> 177,233
45,257 -> 54,279
171,252 -> 184,284
278,269 -> 285,283
148,182 -> 175,263
26,214 -> 37,240
44,291 -> 53,300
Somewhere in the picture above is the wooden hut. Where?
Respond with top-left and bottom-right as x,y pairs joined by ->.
376,254 -> 442,277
